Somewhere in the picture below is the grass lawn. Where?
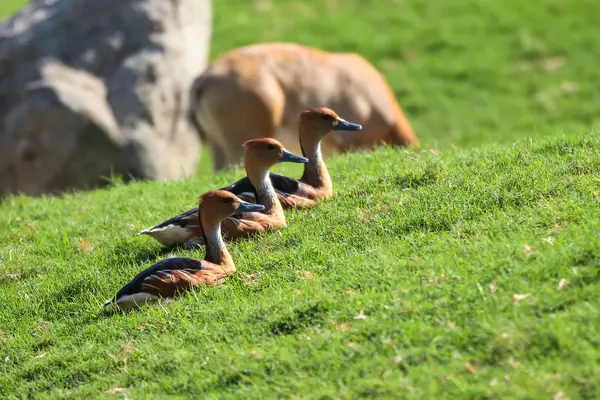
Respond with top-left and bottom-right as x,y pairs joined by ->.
2,134 -> 600,398
0,1 -> 23,19
1,0 -> 600,398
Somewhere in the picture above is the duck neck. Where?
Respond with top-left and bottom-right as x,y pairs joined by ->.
201,218 -> 234,271
247,166 -> 283,218
300,131 -> 332,195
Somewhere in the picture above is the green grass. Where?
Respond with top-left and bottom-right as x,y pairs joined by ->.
0,1 -> 22,19
2,134 -> 600,398
2,0 -> 600,398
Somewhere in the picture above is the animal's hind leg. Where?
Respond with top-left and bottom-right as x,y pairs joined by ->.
223,140 -> 246,169
209,142 -> 228,171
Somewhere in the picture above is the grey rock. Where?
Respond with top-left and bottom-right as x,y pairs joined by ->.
0,0 -> 211,197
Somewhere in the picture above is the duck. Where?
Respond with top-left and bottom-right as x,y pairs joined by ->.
104,191 -> 264,311
139,138 -> 308,247
223,107 -> 363,209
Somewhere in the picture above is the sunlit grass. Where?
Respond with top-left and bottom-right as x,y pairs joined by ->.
1,0 -> 599,398
1,134 -> 600,398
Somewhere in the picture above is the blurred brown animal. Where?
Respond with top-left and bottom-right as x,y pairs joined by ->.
189,42 -> 419,171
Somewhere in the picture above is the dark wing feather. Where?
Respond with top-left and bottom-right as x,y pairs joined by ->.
219,176 -> 257,197
268,172 -> 301,194
146,207 -> 200,230
111,257 -> 203,302
221,172 -> 301,197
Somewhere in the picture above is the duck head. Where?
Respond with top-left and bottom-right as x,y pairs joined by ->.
243,138 -> 308,175
300,107 -> 362,137
298,107 -> 362,155
199,190 -> 265,227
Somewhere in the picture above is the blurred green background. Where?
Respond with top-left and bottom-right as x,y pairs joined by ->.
3,0 -> 598,153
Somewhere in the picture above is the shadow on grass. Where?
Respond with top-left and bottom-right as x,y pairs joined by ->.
108,240 -> 207,267
269,302 -> 328,335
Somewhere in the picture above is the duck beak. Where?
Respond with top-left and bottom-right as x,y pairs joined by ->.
279,149 -> 309,163
236,200 -> 266,213
334,117 -> 363,131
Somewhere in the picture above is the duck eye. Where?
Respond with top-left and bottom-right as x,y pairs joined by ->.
322,114 -> 334,121
222,197 -> 234,204
267,144 -> 276,150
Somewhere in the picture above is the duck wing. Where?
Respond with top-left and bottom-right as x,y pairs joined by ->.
220,212 -> 284,241
139,173 -> 305,246
221,172 -> 300,198
222,172 -> 318,209
138,207 -> 202,247
104,257 -> 228,309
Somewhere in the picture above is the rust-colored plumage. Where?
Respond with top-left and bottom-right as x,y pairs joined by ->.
104,191 -> 266,311
139,138 -> 308,247
189,42 -> 420,171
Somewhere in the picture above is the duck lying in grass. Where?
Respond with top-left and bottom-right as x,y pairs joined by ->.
104,191 -> 264,311
139,138 -> 308,247
223,107 -> 363,208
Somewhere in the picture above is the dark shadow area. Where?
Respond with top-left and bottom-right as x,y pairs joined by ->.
391,165 -> 440,190
269,302 -> 328,336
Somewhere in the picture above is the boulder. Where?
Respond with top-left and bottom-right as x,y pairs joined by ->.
0,0 -> 211,197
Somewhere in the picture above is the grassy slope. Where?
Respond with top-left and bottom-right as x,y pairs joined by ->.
1,0 -> 600,398
1,135 -> 600,398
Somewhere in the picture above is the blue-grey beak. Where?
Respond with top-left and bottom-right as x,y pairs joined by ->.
334,117 -> 363,131
279,149 -> 309,163
236,201 -> 265,213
